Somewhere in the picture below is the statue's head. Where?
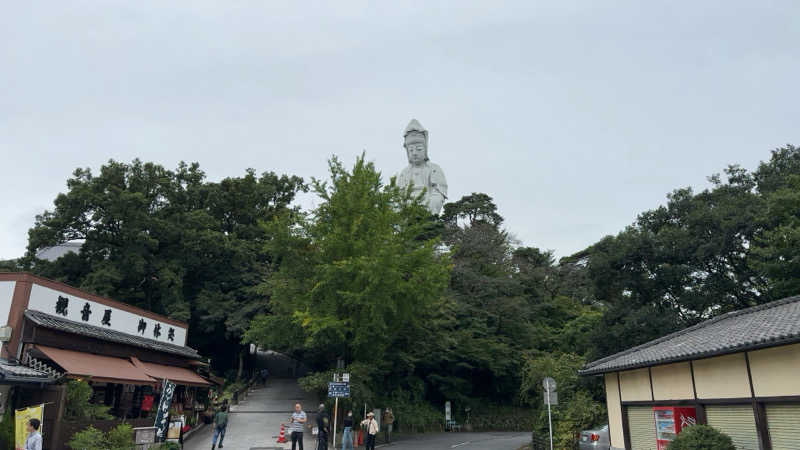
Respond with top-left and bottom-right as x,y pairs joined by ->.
403,118 -> 428,165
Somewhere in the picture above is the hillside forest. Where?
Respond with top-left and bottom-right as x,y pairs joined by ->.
8,144 -> 800,446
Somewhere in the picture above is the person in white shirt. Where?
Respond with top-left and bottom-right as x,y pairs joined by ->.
360,412 -> 379,450
25,418 -> 42,450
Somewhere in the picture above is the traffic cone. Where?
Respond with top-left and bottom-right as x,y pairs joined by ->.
358,429 -> 364,446
277,423 -> 287,443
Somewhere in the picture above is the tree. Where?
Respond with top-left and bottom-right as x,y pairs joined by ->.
245,155 -> 451,387
24,159 -> 304,376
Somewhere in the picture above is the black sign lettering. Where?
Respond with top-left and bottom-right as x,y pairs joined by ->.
80,302 -> 92,321
153,323 -> 162,338
168,328 -> 175,342
138,318 -> 147,334
102,309 -> 112,326
55,296 -> 69,316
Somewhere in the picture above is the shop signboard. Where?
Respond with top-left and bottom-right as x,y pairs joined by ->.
27,283 -> 188,346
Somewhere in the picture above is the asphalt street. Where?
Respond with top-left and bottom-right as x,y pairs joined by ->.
184,378 -> 319,450
183,379 -> 529,450
375,432 -> 530,450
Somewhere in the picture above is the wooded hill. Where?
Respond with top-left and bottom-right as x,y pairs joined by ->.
17,144 -> 800,446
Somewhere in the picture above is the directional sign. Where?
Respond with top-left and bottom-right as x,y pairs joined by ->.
328,382 -> 350,398
543,377 -> 557,392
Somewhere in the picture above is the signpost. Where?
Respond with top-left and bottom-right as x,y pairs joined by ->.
543,377 -> 557,450
329,374 -> 350,450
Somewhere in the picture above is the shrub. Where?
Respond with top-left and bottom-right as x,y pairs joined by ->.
106,423 -> 134,449
67,426 -> 106,450
65,380 -> 112,420
0,408 -> 14,450
67,423 -> 134,450
667,425 -> 735,450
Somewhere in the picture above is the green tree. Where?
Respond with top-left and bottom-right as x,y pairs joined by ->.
24,159 -> 304,376
245,154 -> 450,386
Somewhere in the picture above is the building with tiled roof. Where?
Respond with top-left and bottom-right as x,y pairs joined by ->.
582,295 -> 800,450
1,272 -> 213,449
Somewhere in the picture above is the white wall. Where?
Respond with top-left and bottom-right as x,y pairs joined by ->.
27,283 -> 187,346
0,281 -> 15,325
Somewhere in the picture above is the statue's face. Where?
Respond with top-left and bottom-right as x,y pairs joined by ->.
404,133 -> 427,165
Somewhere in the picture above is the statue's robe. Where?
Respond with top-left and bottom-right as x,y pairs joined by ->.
397,162 -> 448,214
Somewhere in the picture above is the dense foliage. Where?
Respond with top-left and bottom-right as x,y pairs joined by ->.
24,144 -> 800,444
23,159 -> 304,375
67,424 -> 134,450
667,425 -> 735,450
65,380 -> 112,421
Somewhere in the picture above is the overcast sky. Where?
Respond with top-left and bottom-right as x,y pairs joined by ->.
1,1 -> 798,260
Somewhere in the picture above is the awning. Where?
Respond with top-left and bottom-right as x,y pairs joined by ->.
35,346 -> 155,385
131,357 -> 211,387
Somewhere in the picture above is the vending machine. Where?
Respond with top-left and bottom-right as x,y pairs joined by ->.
653,406 -> 697,450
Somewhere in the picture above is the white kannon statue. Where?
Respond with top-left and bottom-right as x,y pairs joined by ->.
396,119 -> 448,215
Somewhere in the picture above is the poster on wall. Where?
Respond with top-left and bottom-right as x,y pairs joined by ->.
14,404 -> 44,450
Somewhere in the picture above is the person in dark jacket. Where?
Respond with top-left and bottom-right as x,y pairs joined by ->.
316,403 -> 330,450
341,411 -> 355,450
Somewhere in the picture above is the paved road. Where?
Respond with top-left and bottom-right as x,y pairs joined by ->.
379,432 -> 529,450
183,378 -> 529,450
184,378 -> 318,450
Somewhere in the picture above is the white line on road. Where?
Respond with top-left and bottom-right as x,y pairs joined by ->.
451,441 -> 471,448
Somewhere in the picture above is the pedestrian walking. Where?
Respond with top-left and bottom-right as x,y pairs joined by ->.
382,407 -> 395,443
290,402 -> 307,450
211,404 -> 228,449
316,403 -> 330,450
341,411 -> 355,450
360,412 -> 379,450
25,418 -> 42,450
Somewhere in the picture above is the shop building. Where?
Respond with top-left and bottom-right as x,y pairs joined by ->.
1,272 -> 212,449
581,295 -> 800,450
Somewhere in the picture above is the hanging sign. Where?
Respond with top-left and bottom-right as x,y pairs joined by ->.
154,380 -> 177,440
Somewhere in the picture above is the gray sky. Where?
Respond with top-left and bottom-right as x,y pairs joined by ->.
1,1 -> 798,260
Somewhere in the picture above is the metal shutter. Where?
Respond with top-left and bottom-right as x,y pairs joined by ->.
766,404 -> 800,450
705,405 -> 759,450
627,406 -> 656,450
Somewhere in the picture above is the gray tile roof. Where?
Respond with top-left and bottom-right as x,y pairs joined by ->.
580,295 -> 800,375
25,310 -> 201,359
0,358 -> 53,383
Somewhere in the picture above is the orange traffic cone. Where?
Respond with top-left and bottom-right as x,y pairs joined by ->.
277,423 -> 287,443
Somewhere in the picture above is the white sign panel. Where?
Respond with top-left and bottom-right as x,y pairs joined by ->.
27,283 -> 187,346
0,281 -> 15,325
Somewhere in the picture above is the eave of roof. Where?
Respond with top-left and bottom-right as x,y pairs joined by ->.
25,310 -> 201,359
579,295 -> 800,376
0,359 -> 54,384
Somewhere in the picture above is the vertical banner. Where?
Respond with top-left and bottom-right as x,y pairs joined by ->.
154,380 -> 176,441
15,404 -> 44,450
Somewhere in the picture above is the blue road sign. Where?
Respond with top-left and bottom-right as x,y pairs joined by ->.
328,381 -> 350,398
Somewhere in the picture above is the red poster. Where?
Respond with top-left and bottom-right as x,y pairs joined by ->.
141,395 -> 155,412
